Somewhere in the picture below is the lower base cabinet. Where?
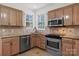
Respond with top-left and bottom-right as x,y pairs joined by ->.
30,34 -> 36,48
62,38 -> 79,56
2,39 -> 11,56
11,37 -> 19,55
0,37 -> 19,56
73,39 -> 79,56
62,38 -> 73,56
31,33 -> 45,49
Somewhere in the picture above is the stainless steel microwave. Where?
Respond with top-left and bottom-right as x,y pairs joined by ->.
48,17 -> 64,26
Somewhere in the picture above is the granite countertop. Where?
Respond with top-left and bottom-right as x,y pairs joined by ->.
61,35 -> 79,39
1,32 -> 79,40
0,33 -> 31,39
0,31 -> 45,39
45,34 -> 79,39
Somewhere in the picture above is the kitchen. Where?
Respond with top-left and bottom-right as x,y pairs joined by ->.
0,3 -> 79,56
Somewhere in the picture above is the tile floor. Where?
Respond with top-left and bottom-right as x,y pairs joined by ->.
18,48 -> 52,56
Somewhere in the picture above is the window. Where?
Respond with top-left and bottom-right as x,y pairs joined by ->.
26,15 -> 33,27
37,15 -> 45,30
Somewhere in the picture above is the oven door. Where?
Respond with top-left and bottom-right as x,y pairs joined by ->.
46,38 -> 60,51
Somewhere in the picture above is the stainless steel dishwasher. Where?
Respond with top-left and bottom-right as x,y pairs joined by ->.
20,35 -> 30,52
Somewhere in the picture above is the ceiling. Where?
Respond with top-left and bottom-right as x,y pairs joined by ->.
23,3 -> 49,10
1,3 -> 49,10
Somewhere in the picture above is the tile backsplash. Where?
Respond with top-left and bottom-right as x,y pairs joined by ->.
0,27 -> 33,36
50,27 -> 79,36
0,26 -> 51,36
1,26 -> 79,36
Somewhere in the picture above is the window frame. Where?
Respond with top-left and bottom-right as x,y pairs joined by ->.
26,14 -> 33,28
37,14 -> 45,30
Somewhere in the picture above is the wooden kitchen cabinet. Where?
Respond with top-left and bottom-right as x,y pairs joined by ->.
2,42 -> 11,56
0,5 -> 10,26
31,34 -> 36,48
38,35 -> 45,49
55,8 -> 64,18
48,10 -> 56,20
73,4 -> 79,25
0,5 -> 23,26
0,5 -> 1,26
0,36 -> 20,56
9,8 -> 17,26
64,5 -> 73,26
16,10 -> 23,26
31,33 -> 45,49
62,38 -> 73,56
62,38 -> 79,56
11,37 -> 19,55
2,38 -> 11,56
47,3 -> 79,26
73,39 -> 79,56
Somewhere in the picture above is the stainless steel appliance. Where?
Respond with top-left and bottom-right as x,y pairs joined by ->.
48,17 -> 64,26
45,34 -> 62,56
20,35 -> 30,52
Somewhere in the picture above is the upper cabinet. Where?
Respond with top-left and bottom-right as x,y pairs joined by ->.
64,5 -> 73,26
55,8 -> 64,18
48,10 -> 56,20
9,8 -> 17,26
0,5 -> 23,27
0,6 -> 1,25
0,5 -> 10,26
16,10 -> 23,26
73,4 -> 79,25
48,3 -> 79,26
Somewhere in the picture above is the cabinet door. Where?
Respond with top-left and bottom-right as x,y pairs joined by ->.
0,6 -> 1,26
73,40 -> 79,56
62,38 -> 73,56
73,4 -> 79,25
2,38 -> 11,56
11,37 -> 19,55
48,10 -> 56,20
16,10 -> 23,26
36,36 -> 40,47
0,40 -> 2,56
64,6 -> 73,26
31,34 -> 36,48
55,8 -> 63,18
9,8 -> 17,26
0,5 -> 10,26
38,35 -> 45,49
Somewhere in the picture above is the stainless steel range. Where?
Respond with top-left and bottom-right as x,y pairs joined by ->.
45,34 -> 62,56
